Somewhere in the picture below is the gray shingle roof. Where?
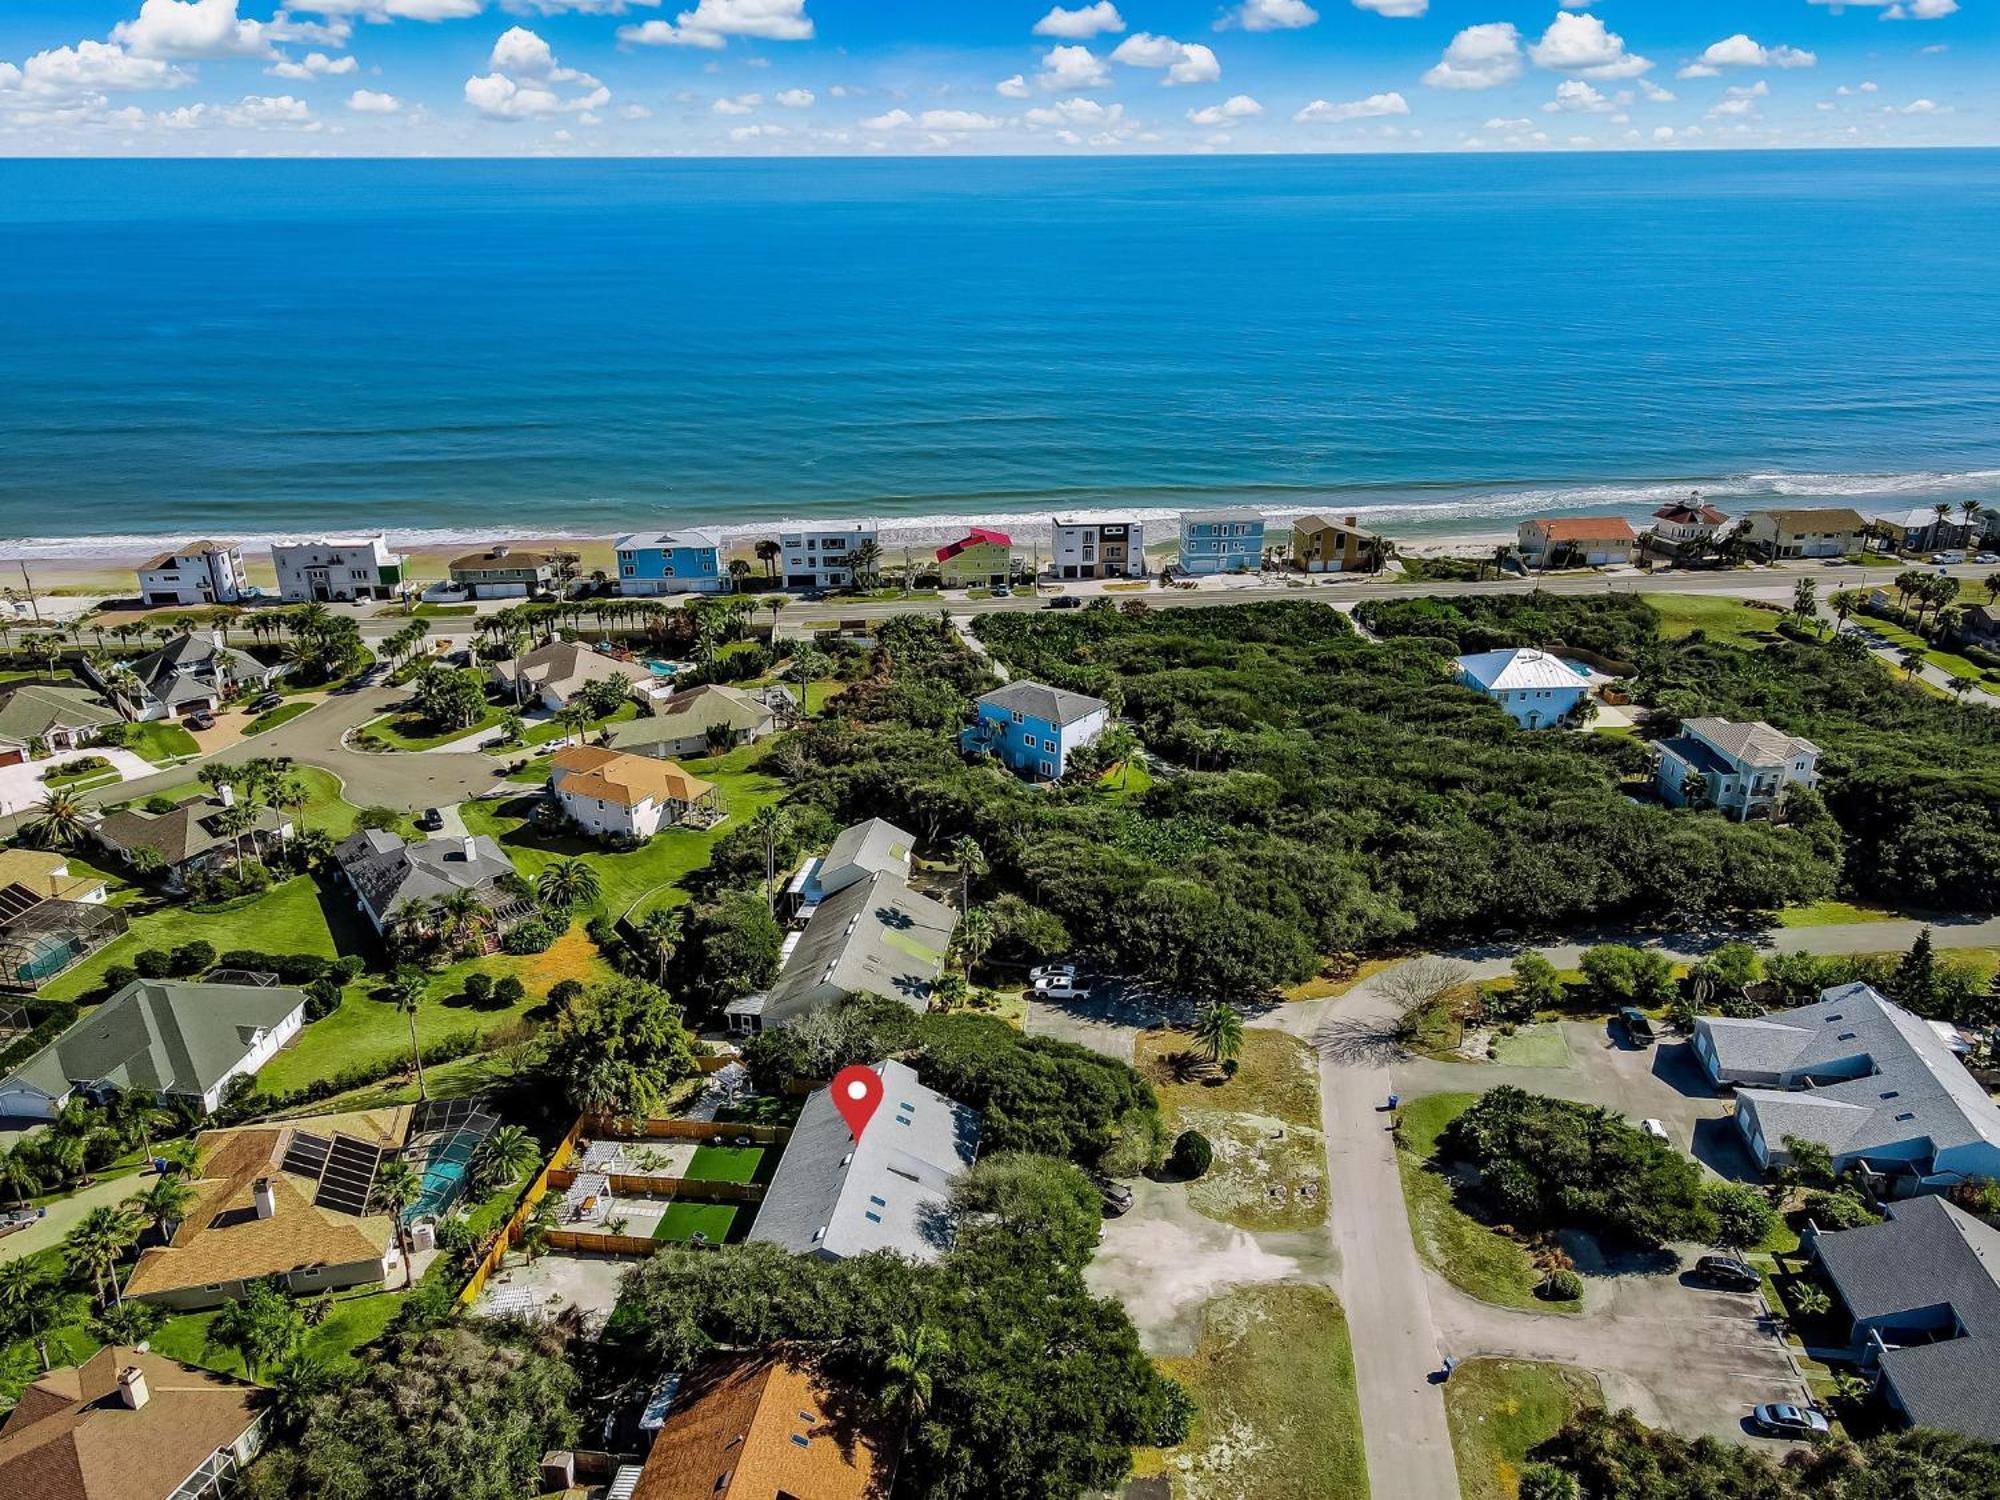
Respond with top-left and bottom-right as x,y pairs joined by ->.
1683,717 -> 1818,765
2,980 -> 304,1105
0,685 -> 121,747
1814,1195 -> 2000,1441
1708,984 -> 2000,1163
333,830 -> 516,921
747,1058 -> 979,1262
974,681 -> 1108,729
758,871 -> 956,1029
819,818 -> 913,897
608,684 -> 772,752
128,634 -> 267,703
491,641 -> 654,702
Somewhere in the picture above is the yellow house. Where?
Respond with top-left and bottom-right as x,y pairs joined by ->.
936,527 -> 1011,588
1291,513 -> 1383,574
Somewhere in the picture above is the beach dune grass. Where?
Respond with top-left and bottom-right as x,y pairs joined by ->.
1444,1358 -> 1603,1500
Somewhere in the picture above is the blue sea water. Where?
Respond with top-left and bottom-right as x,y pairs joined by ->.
1,150 -> 1996,553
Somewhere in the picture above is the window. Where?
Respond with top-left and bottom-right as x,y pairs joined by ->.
790,1435 -> 810,1448
868,1194 -> 886,1207
1894,1112 -> 1916,1122
864,1210 -> 883,1223
1011,710 -> 1024,725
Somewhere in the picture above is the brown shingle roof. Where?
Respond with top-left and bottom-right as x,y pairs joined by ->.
0,1347 -> 261,1500
1749,507 -> 1867,534
138,541 -> 237,571
631,1352 -> 887,1500
446,546 -> 573,573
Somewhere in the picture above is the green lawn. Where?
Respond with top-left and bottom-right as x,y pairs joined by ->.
1097,759 -> 1153,801
1778,899 -> 1903,928
1141,1284 -> 1368,1500
1645,594 -> 1783,648
242,699 -> 318,736
1487,1025 -> 1572,1069
120,720 -> 202,763
459,741 -> 787,923
1397,1093 -> 1580,1314
150,1280 -> 411,1379
651,1202 -> 738,1243
135,765 -> 366,837
1859,613 -> 1996,692
1445,1358 -> 1602,1500
685,1144 -> 763,1183
518,699 -> 638,748
42,762 -> 121,791
359,705 -> 508,752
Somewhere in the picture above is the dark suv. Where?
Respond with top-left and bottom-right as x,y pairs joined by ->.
1694,1255 -> 1762,1292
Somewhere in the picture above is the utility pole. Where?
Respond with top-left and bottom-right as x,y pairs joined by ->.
18,562 -> 41,625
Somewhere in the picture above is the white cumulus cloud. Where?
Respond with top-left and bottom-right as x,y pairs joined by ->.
1024,96 -> 1124,126
1032,2 -> 1124,38
466,27 -> 609,118
712,92 -> 759,113
1230,0 -> 1320,30
775,87 -> 812,107
1697,35 -> 1816,70
285,0 -> 481,18
1422,23 -> 1521,90
1350,0 -> 1425,15
347,88 -> 401,112
618,0 -> 812,49
1110,33 -> 1221,86
1037,44 -> 1109,91
995,74 -> 1030,99
2,40 -> 189,98
1295,89 -> 1408,121
1544,79 -> 1611,112
1886,0 -> 1959,17
267,51 -> 358,80
114,0 -> 268,60
1528,12 -> 1651,79
1186,93 -> 1262,125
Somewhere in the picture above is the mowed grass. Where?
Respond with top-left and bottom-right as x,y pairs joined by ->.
1487,1024 -> 1572,1070
1397,1093 -> 1579,1315
652,1202 -> 738,1243
1142,1283 -> 1368,1500
685,1144 -> 763,1183
1777,899 -> 1903,928
150,1282 -> 412,1380
1445,1358 -> 1602,1500
1645,594 -> 1783,648
459,741 -> 787,922
242,699 -> 318,736
120,719 -> 202,763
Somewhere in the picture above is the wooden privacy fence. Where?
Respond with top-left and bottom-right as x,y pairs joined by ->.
547,1167 -> 765,1204
458,1115 -> 584,1306
581,1113 -> 792,1146
545,1228 -> 723,1257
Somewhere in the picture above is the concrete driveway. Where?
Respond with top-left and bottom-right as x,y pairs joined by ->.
0,747 -> 158,818
0,1168 -> 149,1268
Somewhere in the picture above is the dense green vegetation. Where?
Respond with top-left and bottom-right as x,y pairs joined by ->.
1359,590 -> 2000,910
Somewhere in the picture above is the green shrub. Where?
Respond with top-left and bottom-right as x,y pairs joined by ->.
462,973 -> 494,1005
134,948 -> 174,979
304,976 -> 344,1021
1803,1188 -> 1880,1231
170,940 -> 216,976
492,975 -> 525,1007
1540,1268 -> 1584,1301
501,915 -> 562,954
1168,1129 -> 1213,1180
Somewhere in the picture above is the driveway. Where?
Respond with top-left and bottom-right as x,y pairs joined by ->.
0,747 -> 157,819
0,1168 -> 149,1268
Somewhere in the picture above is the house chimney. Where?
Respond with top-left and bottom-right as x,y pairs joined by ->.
218,784 -> 235,808
253,1177 -> 277,1220
210,626 -> 228,652
117,1366 -> 150,1410
461,836 -> 476,861
491,544 -> 511,559
1345,515 -> 1358,528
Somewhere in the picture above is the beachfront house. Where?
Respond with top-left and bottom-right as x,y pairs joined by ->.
778,520 -> 877,589
935,528 -> 1011,589
1806,1196 -> 2000,1443
0,978 -> 305,1122
1655,716 -> 1819,819
747,1058 -> 979,1264
1177,507 -> 1265,575
487,639 -> 656,713
1517,517 -> 1637,568
961,681 -> 1110,780
1697,982 -> 2000,1190
608,682 -> 776,760
1290,513 -> 1383,574
548,744 -> 720,840
0,1347 -> 269,1500
614,528 -> 731,596
84,629 -> 281,723
1872,506 -> 1979,555
1740,508 -> 1866,561
446,544 -> 575,600
1647,494 -> 1730,556
270,535 -> 404,603
331,829 -> 526,936
1050,512 -> 1147,580
1452,648 -> 1588,729
135,541 -> 245,607
0,683 -> 122,763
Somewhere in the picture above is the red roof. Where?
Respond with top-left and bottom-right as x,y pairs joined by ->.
935,527 -> 1010,563
1522,516 -> 1636,543
1653,499 -> 1727,525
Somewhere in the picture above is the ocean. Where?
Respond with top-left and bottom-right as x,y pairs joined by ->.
1,150 -> 1997,556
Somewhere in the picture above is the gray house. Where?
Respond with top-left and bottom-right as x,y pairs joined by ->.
89,631 -> 279,723
0,979 -> 306,1121
609,683 -> 776,760
1809,1195 -> 2000,1441
1696,983 -> 2000,1189
782,817 -> 916,923
747,1058 -> 979,1263
332,830 -> 525,935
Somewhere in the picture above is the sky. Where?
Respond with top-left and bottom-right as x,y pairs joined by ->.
0,0 -> 1989,156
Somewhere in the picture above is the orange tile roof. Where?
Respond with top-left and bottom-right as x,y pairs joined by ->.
0,1347 -> 262,1500
632,1352 -> 888,1500
1522,516 -> 1637,543
549,745 -> 716,808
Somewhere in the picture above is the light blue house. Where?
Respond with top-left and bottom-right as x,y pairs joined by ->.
961,681 -> 1110,781
1177,508 -> 1266,575
613,528 -> 730,596
1452,647 -> 1588,729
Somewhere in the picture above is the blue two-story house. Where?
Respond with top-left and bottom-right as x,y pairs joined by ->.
961,682 -> 1110,781
1177,508 -> 1266,575
613,528 -> 731,596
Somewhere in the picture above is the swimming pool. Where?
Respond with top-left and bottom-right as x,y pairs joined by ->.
646,659 -> 692,678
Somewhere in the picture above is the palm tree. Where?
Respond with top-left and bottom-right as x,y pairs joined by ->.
27,785 -> 90,850
555,702 -> 593,747
370,1158 -> 422,1288
1191,1002 -> 1245,1068
0,1147 -> 37,1208
537,857 -> 601,912
848,537 -> 883,585
755,538 -> 781,578
266,1355 -> 336,1439
879,1322 -> 949,1429
472,1124 -> 540,1197
1096,722 -> 1141,787
949,834 -> 985,913
386,968 -> 430,1101
1899,646 -> 1926,680
1964,500 -> 1987,554
635,907 -> 683,986
126,1174 -> 195,1243
1930,502 -> 1954,552
957,905 -> 995,975
749,805 -> 787,911
66,1205 -> 141,1308
0,1260 -> 67,1373
763,595 -> 787,635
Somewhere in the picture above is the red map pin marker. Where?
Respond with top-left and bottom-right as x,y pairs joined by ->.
831,1065 -> 884,1142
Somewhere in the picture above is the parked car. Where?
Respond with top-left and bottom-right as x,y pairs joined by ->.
0,1206 -> 43,1238
248,691 -> 284,713
1694,1254 -> 1763,1292
1751,1403 -> 1830,1440
992,585 -> 1013,597
1639,1118 -> 1670,1141
1048,595 -> 1082,609
1619,1007 -> 1656,1045
1094,1176 -> 1134,1217
1030,961 -> 1079,983
1031,974 -> 1088,1001
1930,551 -> 1966,565
418,807 -> 446,832
185,710 -> 215,730
1978,552 -> 2000,565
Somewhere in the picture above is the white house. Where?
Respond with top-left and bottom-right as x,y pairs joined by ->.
1452,648 -> 1589,729
777,520 -> 877,589
271,535 -> 405,603
1050,513 -> 1147,580
1648,494 -> 1730,555
1698,983 -> 2000,1190
548,744 -> 719,840
1517,517 -> 1637,568
1655,717 -> 1818,820
136,541 -> 245,606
